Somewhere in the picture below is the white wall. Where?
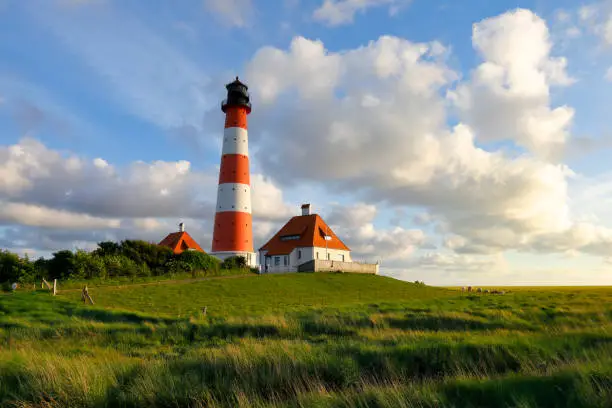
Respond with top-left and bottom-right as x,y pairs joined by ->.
259,246 -> 351,274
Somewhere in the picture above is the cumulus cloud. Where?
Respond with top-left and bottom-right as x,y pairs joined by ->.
0,137 -> 294,255
407,252 -> 509,273
448,9 -> 575,160
251,174 -> 295,221
327,203 -> 426,262
0,201 -> 121,229
242,10 -> 612,265
0,138 -> 215,219
313,0 -> 410,26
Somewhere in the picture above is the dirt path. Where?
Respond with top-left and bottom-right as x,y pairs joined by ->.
56,273 -> 259,293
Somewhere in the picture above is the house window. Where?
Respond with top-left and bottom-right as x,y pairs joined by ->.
298,250 -> 302,259
284,256 -> 288,266
316,252 -> 319,259
280,235 -> 300,241
327,253 -> 330,260
341,254 -> 345,262
274,257 -> 280,266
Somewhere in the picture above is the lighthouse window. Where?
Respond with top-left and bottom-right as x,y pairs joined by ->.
298,250 -> 302,259
284,256 -> 288,266
274,257 -> 280,266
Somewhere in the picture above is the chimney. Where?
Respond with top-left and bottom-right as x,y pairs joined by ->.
301,203 -> 311,216
179,222 -> 185,232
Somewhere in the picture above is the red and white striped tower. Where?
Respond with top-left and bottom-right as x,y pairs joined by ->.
210,77 -> 257,266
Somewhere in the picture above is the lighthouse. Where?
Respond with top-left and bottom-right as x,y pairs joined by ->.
210,77 -> 257,267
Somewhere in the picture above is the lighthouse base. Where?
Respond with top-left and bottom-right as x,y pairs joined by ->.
210,251 -> 258,268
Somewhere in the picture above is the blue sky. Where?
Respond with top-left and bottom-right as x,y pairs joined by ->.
2,0 -> 612,285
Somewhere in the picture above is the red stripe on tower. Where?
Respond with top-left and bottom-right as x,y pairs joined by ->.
211,77 -> 257,267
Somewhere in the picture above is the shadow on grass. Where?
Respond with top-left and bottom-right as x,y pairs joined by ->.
72,307 -> 177,325
440,368 -> 612,408
342,342 -> 526,380
386,314 -> 531,332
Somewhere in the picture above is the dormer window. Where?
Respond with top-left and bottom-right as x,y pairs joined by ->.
280,234 -> 300,241
319,227 -> 332,241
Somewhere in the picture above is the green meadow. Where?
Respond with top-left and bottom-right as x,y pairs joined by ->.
1,273 -> 611,407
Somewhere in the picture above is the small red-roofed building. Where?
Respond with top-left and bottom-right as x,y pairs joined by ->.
259,204 -> 378,274
159,223 -> 205,254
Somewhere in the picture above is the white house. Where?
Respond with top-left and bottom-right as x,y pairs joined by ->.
258,204 -> 353,273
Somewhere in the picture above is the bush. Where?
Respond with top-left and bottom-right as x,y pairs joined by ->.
221,256 -> 248,270
0,241 -> 252,284
0,251 -> 41,284
102,255 -> 149,278
119,240 -> 174,273
177,251 -> 220,274
73,250 -> 107,280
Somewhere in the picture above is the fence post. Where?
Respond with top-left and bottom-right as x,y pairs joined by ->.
53,279 -> 57,296
82,286 -> 94,305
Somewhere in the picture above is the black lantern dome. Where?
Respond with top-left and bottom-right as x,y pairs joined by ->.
221,76 -> 252,113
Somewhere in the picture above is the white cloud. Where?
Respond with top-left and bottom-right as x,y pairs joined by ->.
0,201 -> 120,229
0,138 -> 216,219
0,137 -> 295,255
448,9 -> 575,160
605,66 -> 612,81
204,0 -> 254,28
242,10 -> 612,269
313,0 -> 410,26
251,174 -> 295,221
408,252 -> 509,273
327,203 -> 426,263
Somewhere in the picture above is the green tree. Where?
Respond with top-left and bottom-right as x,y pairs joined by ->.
47,250 -> 75,280
119,240 -> 173,273
73,250 -> 107,280
93,241 -> 121,257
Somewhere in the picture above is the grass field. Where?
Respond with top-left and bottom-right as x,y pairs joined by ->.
1,273 -> 612,407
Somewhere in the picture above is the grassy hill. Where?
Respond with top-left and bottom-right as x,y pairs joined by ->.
1,273 -> 612,407
61,273 -> 451,317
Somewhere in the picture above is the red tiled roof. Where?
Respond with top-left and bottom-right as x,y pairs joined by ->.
259,214 -> 350,256
158,231 -> 205,254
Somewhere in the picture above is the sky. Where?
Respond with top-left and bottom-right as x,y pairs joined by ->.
1,0 -> 612,286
